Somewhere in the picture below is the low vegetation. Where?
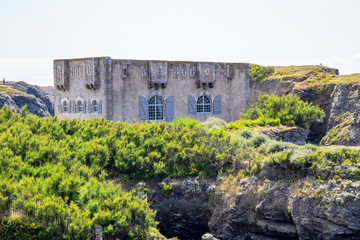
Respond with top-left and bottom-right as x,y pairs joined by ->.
0,92 -> 359,238
227,94 -> 325,130
249,64 -> 274,82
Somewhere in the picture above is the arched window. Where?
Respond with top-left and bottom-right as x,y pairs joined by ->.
63,101 -> 69,113
148,96 -> 164,120
77,101 -> 83,113
197,95 -> 211,113
92,100 -> 98,113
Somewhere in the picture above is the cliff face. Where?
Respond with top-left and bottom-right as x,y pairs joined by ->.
249,65 -> 360,145
209,178 -> 360,240
147,66 -> 360,240
146,176 -> 360,240
0,82 -> 54,117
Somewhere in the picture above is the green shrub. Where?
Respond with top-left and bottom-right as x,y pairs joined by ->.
241,94 -> 325,128
251,135 -> 268,148
170,117 -> 201,129
160,182 -> 173,197
202,117 -> 226,130
0,219 -> 42,240
237,137 -> 253,151
237,128 -> 252,139
249,65 -> 275,82
226,117 -> 281,130
267,141 -> 288,154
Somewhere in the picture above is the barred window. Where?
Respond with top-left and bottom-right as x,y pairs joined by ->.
63,101 -> 69,113
77,101 -> 83,113
92,100 -> 98,113
148,96 -> 164,120
197,95 -> 211,113
57,66 -> 61,77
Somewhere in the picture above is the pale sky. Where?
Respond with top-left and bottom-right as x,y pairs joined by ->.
0,0 -> 359,86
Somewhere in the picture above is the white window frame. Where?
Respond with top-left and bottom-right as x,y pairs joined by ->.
148,96 -> 164,121
196,95 -> 211,113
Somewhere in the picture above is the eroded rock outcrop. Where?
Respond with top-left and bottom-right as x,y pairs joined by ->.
0,81 -> 53,116
209,178 -> 360,240
249,66 -> 360,145
147,176 -> 360,240
144,178 -> 214,240
261,127 -> 309,145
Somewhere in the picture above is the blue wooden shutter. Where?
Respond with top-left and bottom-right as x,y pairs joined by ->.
213,95 -> 221,114
58,100 -> 62,113
69,101 -> 72,113
99,100 -> 102,113
139,96 -> 148,121
166,95 -> 174,121
88,100 -> 92,113
188,95 -> 196,114
73,100 -> 77,113
83,100 -> 86,113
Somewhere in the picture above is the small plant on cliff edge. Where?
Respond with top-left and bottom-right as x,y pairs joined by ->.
249,64 -> 275,82
160,182 -> 173,197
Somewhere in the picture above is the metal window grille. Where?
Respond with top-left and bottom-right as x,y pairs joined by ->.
93,101 -> 99,113
196,95 -> 211,113
63,101 -> 68,112
77,101 -> 83,113
148,96 -> 164,120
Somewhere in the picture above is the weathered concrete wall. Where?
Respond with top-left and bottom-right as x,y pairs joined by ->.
54,57 -> 249,122
54,57 -> 109,120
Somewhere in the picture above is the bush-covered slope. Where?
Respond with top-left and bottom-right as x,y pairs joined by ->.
249,64 -> 360,145
2,91 -> 360,239
0,107 -> 236,239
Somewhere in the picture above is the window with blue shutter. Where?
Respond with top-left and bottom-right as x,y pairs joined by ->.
139,96 -> 148,121
88,100 -> 92,113
188,95 -> 196,114
99,100 -> 102,113
83,101 -> 86,113
213,95 -> 221,114
196,95 -> 211,113
166,96 -> 174,121
148,96 -> 164,120
73,100 -> 76,113
58,100 -> 62,113
68,101 -> 72,113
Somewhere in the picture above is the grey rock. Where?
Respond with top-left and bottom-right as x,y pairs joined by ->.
202,233 -> 220,240
7,81 -> 54,115
0,81 -> 53,117
261,127 -> 309,145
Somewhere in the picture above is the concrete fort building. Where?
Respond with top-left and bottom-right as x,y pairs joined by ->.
54,57 -> 250,122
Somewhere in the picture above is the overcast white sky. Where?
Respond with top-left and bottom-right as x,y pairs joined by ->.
0,0 -> 359,86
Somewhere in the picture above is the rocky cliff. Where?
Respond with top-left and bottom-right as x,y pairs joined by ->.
0,82 -> 54,117
209,178 -> 360,240
249,65 -> 360,145
145,66 -> 360,240
144,173 -> 360,240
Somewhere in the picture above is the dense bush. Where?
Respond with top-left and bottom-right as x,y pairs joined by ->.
241,94 -> 325,128
169,117 -> 201,129
237,128 -> 252,139
202,117 -> 226,130
251,135 -> 268,148
249,64 -> 275,82
0,219 -> 42,240
0,106 -> 238,239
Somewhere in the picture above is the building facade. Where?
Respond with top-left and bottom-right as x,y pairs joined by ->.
54,57 -> 249,122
